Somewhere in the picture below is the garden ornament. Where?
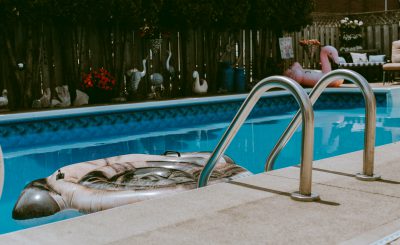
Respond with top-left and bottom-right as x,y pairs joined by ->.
0,89 -> 8,108
73,89 -> 89,106
126,59 -> 147,94
166,50 -> 175,78
51,85 -> 71,108
284,45 -> 343,87
17,63 -> 24,71
164,50 -> 176,94
32,88 -> 51,108
150,72 -> 163,87
192,70 -> 208,94
149,72 -> 164,99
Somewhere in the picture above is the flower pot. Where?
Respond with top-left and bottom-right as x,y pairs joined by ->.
234,67 -> 246,93
218,62 -> 234,92
87,89 -> 113,104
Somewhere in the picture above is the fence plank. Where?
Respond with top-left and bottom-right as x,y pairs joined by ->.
383,25 -> 391,54
374,25 -> 382,53
392,23 -> 399,41
319,26 -> 325,46
367,26 -> 374,49
244,30 -> 251,84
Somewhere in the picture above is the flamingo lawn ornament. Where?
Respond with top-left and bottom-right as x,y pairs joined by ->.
192,70 -> 208,94
284,45 -> 343,87
0,89 -> 8,108
126,59 -> 147,95
12,152 -> 251,220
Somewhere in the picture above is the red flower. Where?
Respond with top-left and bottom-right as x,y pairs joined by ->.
81,67 -> 116,92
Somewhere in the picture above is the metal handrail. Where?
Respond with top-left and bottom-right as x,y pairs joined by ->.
266,69 -> 380,181
198,76 -> 319,201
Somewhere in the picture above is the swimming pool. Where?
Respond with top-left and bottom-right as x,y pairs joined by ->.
1,88 -> 400,234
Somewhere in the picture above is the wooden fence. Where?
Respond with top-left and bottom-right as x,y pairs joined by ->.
285,10 -> 400,69
1,10 -> 400,110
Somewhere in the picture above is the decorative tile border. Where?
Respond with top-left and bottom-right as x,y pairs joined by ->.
0,91 -> 388,152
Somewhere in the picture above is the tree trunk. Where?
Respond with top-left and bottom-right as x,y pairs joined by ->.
52,25 -> 64,89
3,27 -> 23,109
58,24 -> 76,101
207,30 -> 218,93
45,25 -> 56,98
23,27 -> 34,108
114,25 -> 127,97
181,29 -> 190,95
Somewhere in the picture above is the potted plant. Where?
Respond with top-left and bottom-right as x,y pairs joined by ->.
339,17 -> 364,52
81,67 -> 116,103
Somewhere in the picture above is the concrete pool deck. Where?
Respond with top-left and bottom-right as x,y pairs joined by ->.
1,142 -> 400,244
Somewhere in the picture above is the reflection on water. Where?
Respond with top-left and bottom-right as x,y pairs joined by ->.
1,106 -> 400,234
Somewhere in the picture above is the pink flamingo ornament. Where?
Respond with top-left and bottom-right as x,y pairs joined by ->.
284,45 -> 343,87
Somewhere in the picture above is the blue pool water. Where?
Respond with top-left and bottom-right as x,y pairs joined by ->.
1,105 -> 400,234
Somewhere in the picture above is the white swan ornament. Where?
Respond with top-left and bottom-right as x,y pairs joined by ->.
0,89 -> 8,107
192,70 -> 208,94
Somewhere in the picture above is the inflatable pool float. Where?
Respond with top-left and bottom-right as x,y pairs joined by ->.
13,151 -> 251,220
283,45 -> 343,87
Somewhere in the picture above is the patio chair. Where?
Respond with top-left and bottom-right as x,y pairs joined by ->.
382,40 -> 400,84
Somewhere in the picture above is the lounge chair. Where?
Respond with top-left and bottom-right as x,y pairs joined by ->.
382,40 -> 400,84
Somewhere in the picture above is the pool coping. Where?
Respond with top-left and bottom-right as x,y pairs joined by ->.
0,86 -> 396,125
1,85 -> 400,243
1,142 -> 400,244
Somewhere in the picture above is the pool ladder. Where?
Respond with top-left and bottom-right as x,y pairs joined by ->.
266,69 -> 380,182
198,69 -> 380,201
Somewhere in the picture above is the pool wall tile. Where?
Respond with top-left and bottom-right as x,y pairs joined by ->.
0,92 -> 388,152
